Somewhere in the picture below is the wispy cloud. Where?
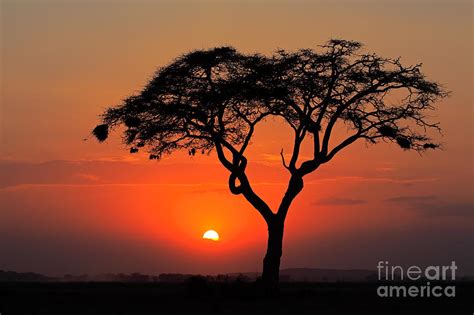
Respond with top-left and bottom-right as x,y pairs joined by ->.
313,197 -> 367,206
375,167 -> 396,172
385,195 -> 437,203
74,173 -> 101,182
0,159 -> 439,194
260,153 -> 312,163
0,183 -> 220,192
384,195 -> 474,218
306,176 -> 438,186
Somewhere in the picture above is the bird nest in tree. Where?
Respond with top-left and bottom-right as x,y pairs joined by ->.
396,137 -> 411,149
92,124 -> 108,142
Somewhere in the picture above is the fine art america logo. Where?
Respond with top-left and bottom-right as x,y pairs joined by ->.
376,261 -> 457,298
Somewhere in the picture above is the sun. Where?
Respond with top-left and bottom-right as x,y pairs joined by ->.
202,230 -> 219,241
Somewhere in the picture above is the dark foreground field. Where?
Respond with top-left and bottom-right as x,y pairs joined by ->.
1,281 -> 473,315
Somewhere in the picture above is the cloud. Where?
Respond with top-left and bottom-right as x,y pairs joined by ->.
0,159 -> 439,193
0,159 -> 229,190
375,167 -> 395,172
260,153 -> 312,164
384,195 -> 474,218
74,173 -> 100,182
313,197 -> 367,206
414,203 -> 474,218
385,195 -> 438,203
0,183 -> 217,192
306,176 -> 438,186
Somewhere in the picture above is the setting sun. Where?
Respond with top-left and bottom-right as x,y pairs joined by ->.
203,230 -> 220,241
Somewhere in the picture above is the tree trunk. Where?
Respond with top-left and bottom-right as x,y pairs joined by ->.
261,220 -> 284,290
260,175 -> 303,291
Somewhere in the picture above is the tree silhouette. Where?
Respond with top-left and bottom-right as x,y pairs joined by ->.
93,40 -> 447,288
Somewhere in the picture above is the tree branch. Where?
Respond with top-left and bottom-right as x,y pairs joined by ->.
323,133 -> 361,163
280,149 -> 290,171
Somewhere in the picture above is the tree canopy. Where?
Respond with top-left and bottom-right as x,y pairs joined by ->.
94,40 -> 446,163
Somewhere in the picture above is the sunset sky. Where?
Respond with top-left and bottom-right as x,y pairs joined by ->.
1,0 -> 473,276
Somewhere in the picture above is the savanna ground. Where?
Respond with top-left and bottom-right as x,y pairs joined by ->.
1,281 -> 473,314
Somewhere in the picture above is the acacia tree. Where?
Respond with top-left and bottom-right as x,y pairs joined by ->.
93,40 -> 447,288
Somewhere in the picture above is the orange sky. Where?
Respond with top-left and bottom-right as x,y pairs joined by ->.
1,0 -> 473,276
